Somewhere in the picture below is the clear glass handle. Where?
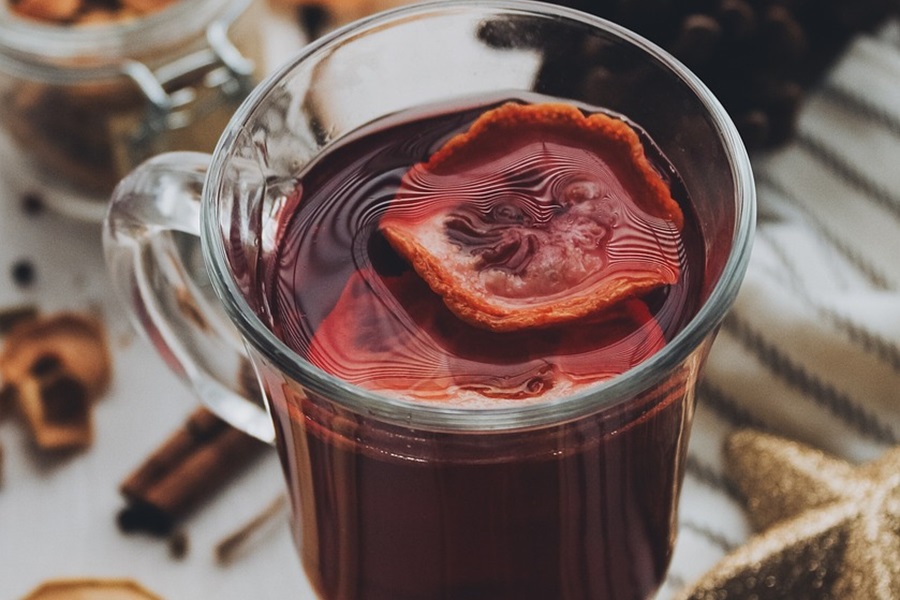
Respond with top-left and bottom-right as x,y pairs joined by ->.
103,151 -> 275,443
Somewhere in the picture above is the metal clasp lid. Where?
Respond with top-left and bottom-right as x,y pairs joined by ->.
119,20 -> 256,162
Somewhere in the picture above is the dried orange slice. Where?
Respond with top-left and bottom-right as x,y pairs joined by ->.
380,102 -> 683,332
23,578 -> 163,599
0,312 -> 111,399
0,312 -> 111,450
307,268 -> 666,404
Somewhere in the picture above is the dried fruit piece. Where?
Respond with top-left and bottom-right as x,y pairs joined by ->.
11,0 -> 82,22
380,102 -> 683,332
23,578 -> 163,599
0,312 -> 111,450
0,313 -> 111,397
0,304 -> 38,335
274,0 -> 414,31
120,0 -> 176,14
76,7 -> 130,24
8,0 -> 174,24
15,376 -> 92,449
307,269 -> 666,403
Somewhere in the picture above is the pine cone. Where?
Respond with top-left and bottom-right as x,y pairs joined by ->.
302,0 -> 899,148
541,0 -> 900,148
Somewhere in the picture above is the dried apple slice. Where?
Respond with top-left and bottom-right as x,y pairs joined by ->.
380,102 -> 684,332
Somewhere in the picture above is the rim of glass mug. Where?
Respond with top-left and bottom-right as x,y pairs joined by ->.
204,0 -> 757,432
0,0 -> 253,80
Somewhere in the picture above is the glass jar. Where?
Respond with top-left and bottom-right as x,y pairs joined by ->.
0,0 -> 263,221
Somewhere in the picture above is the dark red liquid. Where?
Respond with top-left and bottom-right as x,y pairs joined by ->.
256,95 -> 704,599
265,376 -> 693,600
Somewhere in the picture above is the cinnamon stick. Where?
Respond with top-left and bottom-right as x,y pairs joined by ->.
118,407 -> 268,535
215,494 -> 289,565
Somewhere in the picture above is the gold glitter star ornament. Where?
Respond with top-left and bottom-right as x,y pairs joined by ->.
676,429 -> 900,600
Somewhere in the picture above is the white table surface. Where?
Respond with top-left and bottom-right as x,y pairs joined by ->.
0,166 -> 315,600
0,4 -> 317,598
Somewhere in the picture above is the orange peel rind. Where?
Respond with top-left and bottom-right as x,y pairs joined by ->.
380,101 -> 684,332
424,102 -> 684,227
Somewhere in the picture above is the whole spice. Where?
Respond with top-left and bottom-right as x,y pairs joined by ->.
167,529 -> 189,560
20,193 -> 45,217
214,494 -> 288,565
118,407 -> 268,535
10,259 -> 36,288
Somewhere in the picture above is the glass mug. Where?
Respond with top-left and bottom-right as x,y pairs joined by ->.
104,2 -> 755,599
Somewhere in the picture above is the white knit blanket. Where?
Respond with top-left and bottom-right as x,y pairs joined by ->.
662,20 -> 900,598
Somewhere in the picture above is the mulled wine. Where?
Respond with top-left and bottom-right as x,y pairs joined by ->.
257,94 -> 705,600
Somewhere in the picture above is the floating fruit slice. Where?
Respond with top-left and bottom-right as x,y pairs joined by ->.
380,101 -> 683,332
307,268 -> 666,404
23,578 -> 163,599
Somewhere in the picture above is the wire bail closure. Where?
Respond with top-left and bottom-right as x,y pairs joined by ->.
122,20 -> 255,160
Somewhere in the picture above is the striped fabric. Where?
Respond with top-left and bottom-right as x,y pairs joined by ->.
661,20 -> 900,598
